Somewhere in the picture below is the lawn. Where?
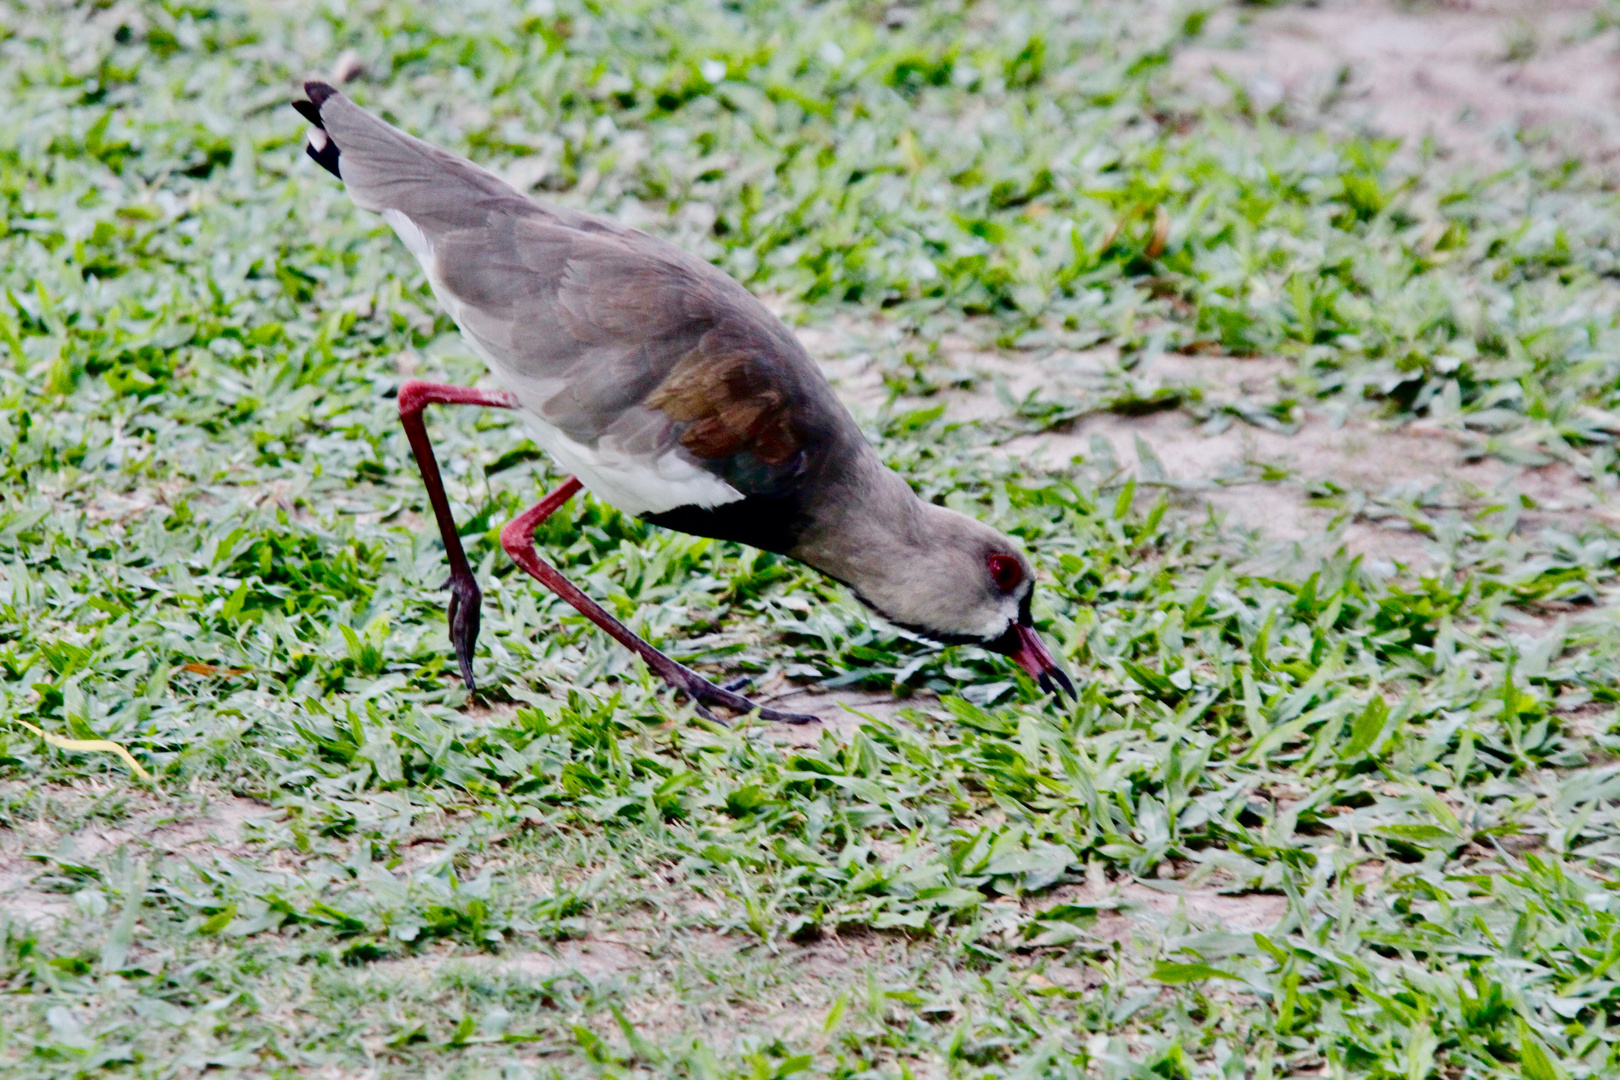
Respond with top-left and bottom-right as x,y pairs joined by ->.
2,0 -> 1618,1076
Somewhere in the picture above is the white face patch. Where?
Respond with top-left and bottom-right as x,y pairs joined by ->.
966,586 -> 1024,641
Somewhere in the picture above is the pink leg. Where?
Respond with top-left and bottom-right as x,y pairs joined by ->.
500,485 -> 818,725
397,380 -> 519,689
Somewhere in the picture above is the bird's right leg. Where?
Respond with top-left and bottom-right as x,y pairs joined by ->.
500,490 -> 818,725
397,379 -> 519,690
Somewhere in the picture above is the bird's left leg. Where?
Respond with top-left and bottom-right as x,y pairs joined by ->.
397,379 -> 519,689
500,488 -> 819,725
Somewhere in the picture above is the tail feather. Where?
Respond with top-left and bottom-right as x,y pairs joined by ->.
287,81 -> 516,221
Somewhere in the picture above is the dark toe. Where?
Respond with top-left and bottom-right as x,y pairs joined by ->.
447,577 -> 483,691
758,707 -> 820,726
680,674 -> 817,726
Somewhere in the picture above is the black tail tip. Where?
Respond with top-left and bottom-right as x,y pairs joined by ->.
292,83 -> 342,180
304,137 -> 342,179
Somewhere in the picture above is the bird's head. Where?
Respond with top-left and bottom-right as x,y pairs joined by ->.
844,503 -> 1076,698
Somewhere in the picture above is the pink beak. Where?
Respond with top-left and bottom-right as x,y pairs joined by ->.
1008,624 -> 1076,698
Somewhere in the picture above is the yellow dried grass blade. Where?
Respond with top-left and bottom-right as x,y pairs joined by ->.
15,720 -> 153,782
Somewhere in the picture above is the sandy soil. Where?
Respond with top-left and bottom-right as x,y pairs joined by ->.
0,785 -> 275,929
360,866 -> 1288,1023
1040,876 -> 1290,941
1178,0 -> 1620,171
1001,351 -> 1620,565
753,685 -> 920,741
1156,0 -> 1620,552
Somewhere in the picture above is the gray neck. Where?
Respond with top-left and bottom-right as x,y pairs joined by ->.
790,455 -> 928,601
786,449 -> 1022,643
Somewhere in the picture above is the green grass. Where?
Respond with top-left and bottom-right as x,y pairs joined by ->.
2,0 -> 1619,1076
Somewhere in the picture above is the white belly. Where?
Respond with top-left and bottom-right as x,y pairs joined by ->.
507,401 -> 743,517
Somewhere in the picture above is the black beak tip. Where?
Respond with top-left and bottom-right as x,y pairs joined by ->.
999,622 -> 1079,702
1038,667 -> 1078,701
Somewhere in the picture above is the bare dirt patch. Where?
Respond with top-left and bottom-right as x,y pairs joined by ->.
382,931 -> 659,981
367,922 -> 931,1052
0,784 -> 277,929
1040,876 -> 1289,946
1178,0 -> 1619,171
1004,394 -> 1620,567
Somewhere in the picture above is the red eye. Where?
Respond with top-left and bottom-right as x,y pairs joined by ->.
987,554 -> 1023,592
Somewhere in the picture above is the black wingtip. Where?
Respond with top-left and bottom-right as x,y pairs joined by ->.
304,80 -> 339,107
291,88 -> 342,179
291,99 -> 323,128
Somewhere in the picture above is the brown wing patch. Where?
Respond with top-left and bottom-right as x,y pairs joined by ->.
646,344 -> 799,465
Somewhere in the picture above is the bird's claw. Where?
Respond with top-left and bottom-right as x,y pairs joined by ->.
759,706 -> 822,726
446,572 -> 483,691
681,672 -> 818,726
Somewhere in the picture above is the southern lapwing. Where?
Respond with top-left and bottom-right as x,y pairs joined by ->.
293,82 -> 1075,723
